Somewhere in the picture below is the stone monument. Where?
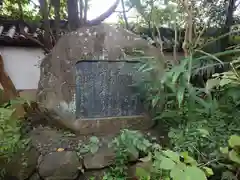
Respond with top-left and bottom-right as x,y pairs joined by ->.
37,23 -> 165,134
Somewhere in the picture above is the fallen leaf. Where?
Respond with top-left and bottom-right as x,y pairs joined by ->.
57,148 -> 65,152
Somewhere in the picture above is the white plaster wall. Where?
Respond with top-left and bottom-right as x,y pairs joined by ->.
0,46 -> 45,90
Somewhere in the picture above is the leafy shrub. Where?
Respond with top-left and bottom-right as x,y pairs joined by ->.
139,150 -> 212,180
104,129 -> 158,180
221,135 -> 240,165
0,92 -> 29,160
168,107 -> 240,162
218,135 -> 240,179
135,43 -> 240,180
104,130 -> 212,180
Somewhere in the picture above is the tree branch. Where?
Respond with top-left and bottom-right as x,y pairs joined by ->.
67,0 -> 80,30
52,0 -> 61,40
20,27 -> 50,53
115,5 -> 133,13
120,0 -> 129,29
80,0 -> 84,23
39,0 -> 52,50
83,0 -> 88,23
87,0 -> 120,26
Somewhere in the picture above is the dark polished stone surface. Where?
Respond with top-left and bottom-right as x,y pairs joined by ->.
75,60 -> 145,119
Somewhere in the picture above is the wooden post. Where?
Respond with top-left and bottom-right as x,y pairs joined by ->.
0,54 -> 19,101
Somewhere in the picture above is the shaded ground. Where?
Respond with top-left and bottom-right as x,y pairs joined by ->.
22,110 -> 169,156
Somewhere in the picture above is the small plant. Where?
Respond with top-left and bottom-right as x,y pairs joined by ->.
101,130 -> 212,180
104,130 -> 152,179
136,150 -> 213,180
0,92 -> 30,178
76,136 -> 101,157
0,96 -> 29,159
218,135 -> 240,180
221,135 -> 240,165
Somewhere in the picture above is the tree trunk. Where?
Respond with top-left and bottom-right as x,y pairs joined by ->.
83,0 -> 88,23
67,0 -> 80,30
80,0 -> 84,24
221,0 -> 235,51
39,0 -> 52,50
52,0 -> 61,40
120,0 -> 129,29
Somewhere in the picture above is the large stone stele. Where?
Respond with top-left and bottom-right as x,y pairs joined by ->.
36,23 -> 165,133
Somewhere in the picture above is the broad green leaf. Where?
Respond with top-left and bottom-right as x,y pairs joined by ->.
135,167 -> 151,180
220,147 -> 229,154
170,166 -> 184,179
180,152 -> 197,166
184,166 -> 207,180
159,157 -> 176,170
205,78 -> 220,91
175,162 -> 187,170
202,167 -> 214,177
219,78 -> 233,87
229,150 -> 240,164
228,135 -> 240,148
162,150 -> 180,162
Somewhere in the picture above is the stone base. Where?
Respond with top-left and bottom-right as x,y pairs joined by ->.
75,115 -> 153,135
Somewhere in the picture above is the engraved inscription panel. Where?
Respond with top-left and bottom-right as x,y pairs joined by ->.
75,61 -> 144,119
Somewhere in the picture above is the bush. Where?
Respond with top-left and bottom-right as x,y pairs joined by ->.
135,50 -> 240,179
0,91 -> 29,161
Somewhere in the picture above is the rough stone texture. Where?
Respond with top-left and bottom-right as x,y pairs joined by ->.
80,169 -> 106,180
3,147 -> 39,180
29,173 -> 41,180
36,23 -> 165,133
0,126 -> 165,180
83,141 -> 139,170
72,115 -> 153,135
37,23 -> 164,110
30,127 -> 79,155
83,146 -> 116,169
38,151 -> 82,180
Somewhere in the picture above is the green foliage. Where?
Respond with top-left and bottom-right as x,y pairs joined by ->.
0,92 -> 30,178
0,94 -> 29,160
220,135 -> 240,165
149,150 -> 210,180
136,32 -> 240,180
103,130 -> 211,180
168,109 -> 240,165
0,0 -> 68,21
0,0 -> 40,21
76,136 -> 101,157
104,130 -> 157,179
137,56 -> 218,120
206,58 -> 240,105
